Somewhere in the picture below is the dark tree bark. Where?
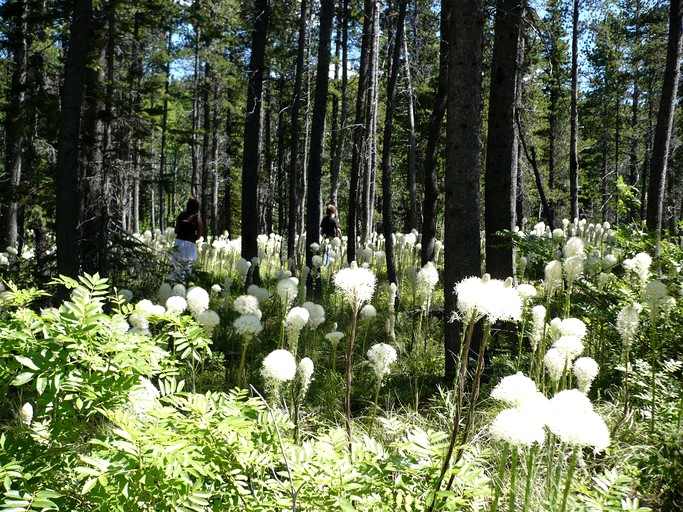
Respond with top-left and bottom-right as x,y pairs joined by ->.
421,0 -> 449,265
158,29 -> 172,232
402,29 -> 418,233
56,0 -> 93,279
381,0 -> 407,286
276,76 -> 287,234
1,0 -> 28,250
288,0 -> 309,270
484,0 -> 524,280
201,62 -> 212,237
223,94 -> 234,235
241,0 -> 269,276
347,0 -> 375,262
569,0 -> 580,220
330,0 -> 349,207
210,80 -> 220,237
646,0 -> 683,232
444,0 -> 484,379
305,0 -> 334,297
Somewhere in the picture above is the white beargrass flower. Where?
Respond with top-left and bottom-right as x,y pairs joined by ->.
544,348 -> 569,382
546,389 -> 610,452
616,304 -> 642,349
247,284 -> 271,304
136,299 -> 156,314
367,343 -> 398,381
552,335 -> 584,361
388,283 -> 398,313
552,228 -> 565,240
490,372 -> 538,407
211,284 -> 222,295
325,330 -> 345,348
662,295 -> 676,317
334,263 -> 377,313
544,260 -> 564,297
236,257 -> 251,277
303,302 -> 325,329
297,357 -> 315,396
454,274 -> 522,324
166,295 -> 188,314
416,262 -> 439,305
186,286 -> 210,318
644,280 -> 668,318
573,357 -> 599,393
234,295 -> 261,316
261,349 -> 297,384
312,255 -> 323,268
286,307 -> 309,332
489,407 -> 546,447
158,283 -> 173,305
128,312 -> 149,330
563,237 -> 585,258
557,318 -> 587,341
360,304 -> 377,321
276,277 -> 299,309
285,307 -> 309,354
19,402 -> 33,426
233,314 -> 263,337
517,283 -> 537,302
198,309 -> 220,337
172,283 -> 187,297
563,255 -> 585,285
632,252 -> 652,285
530,305 -> 547,351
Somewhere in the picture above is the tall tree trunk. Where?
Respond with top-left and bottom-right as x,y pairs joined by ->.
361,0 -> 380,241
210,81 -> 220,237
646,0 -> 683,232
330,0 -> 349,208
347,0 -> 375,263
223,95 -> 233,235
305,0 -> 334,297
402,29 -> 418,233
569,0 -> 580,220
201,62 -> 212,237
56,0 -> 93,279
190,28 -> 201,197
277,76 -> 287,234
1,0 -> 28,250
288,0 -> 309,269
381,0 -> 407,286
444,0 -> 484,379
242,0 -> 269,277
484,0 -> 523,280
421,0 -> 449,265
159,29 -> 172,232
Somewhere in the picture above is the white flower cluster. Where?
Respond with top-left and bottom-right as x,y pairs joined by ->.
544,260 -> 563,297
186,286 -> 210,318
303,302 -> 325,329
573,357 -> 599,393
166,295 -> 187,314
416,262 -> 439,306
128,377 -> 160,417
277,277 -> 299,310
234,295 -> 262,318
616,304 -> 641,349
530,305 -> 547,351
367,343 -> 398,381
545,389 -> 610,451
623,252 -> 652,285
198,309 -> 220,337
325,327 -> 345,348
454,274 -> 522,324
261,349 -> 297,395
247,284 -> 271,304
297,357 -> 315,396
334,263 -> 377,313
359,304 -> 377,321
489,374 -> 609,451
233,314 -> 263,337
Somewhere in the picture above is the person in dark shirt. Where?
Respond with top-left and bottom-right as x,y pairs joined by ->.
320,204 -> 341,239
173,197 -> 202,262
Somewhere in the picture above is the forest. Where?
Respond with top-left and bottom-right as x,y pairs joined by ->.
1,0 -> 683,510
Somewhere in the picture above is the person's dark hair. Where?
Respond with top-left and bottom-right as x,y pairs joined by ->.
326,204 -> 336,216
186,197 -> 200,215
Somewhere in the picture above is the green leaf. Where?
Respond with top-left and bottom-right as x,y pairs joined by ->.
36,376 -> 47,395
81,478 -> 97,495
11,372 -> 34,387
14,356 -> 39,371
338,498 -> 356,511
